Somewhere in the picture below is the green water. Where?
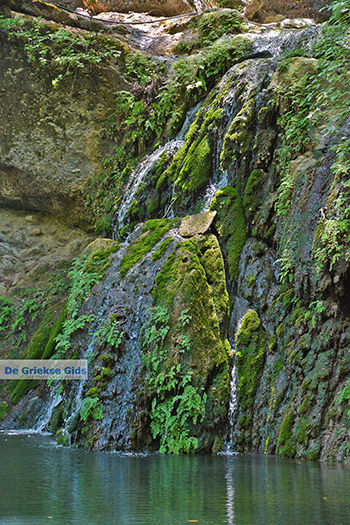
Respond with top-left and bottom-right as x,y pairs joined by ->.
0,432 -> 349,524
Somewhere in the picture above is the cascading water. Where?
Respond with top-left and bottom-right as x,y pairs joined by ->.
113,101 -> 203,236
225,346 -> 239,452
31,386 -> 62,433
113,141 -> 183,237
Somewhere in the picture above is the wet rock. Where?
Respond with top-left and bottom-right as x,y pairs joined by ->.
179,211 -> 217,237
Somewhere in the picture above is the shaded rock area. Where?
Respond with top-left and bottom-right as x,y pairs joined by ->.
0,24 -> 128,230
82,0 -> 210,16
243,0 -> 329,22
0,208 -> 93,297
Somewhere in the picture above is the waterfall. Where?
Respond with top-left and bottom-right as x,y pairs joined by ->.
113,140 -> 183,237
32,386 -> 62,433
59,319 -> 103,444
226,347 -> 239,452
113,101 -> 203,237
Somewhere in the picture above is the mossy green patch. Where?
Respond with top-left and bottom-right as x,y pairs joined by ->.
0,401 -> 9,421
243,169 -> 266,220
175,136 -> 212,193
101,353 -> 113,364
120,219 -> 176,277
10,303 -> 65,405
152,234 -> 230,401
152,237 -> 173,261
86,387 -> 100,398
235,309 -> 266,410
210,186 -> 246,280
220,91 -> 256,171
174,10 -> 245,54
276,407 -> 296,457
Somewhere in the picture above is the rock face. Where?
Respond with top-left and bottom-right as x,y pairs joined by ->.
82,0 -> 209,15
0,208 -> 93,297
0,26 -> 127,230
244,0 -> 327,22
179,211 -> 217,237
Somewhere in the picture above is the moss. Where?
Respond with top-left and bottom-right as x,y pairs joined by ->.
101,353 -> 113,364
235,310 -> 266,410
56,429 -> 69,446
41,305 -> 67,359
176,136 -> 212,193
152,237 -> 173,261
220,91 -> 256,170
296,417 -> 312,444
277,407 -> 296,457
276,290 -> 296,312
127,199 -> 140,219
0,401 -> 9,421
174,10 -> 245,54
152,234 -> 230,406
210,186 -> 246,280
272,355 -> 284,378
95,367 -> 112,382
84,242 -> 119,275
243,169 -> 266,220
212,437 -> 223,454
269,335 -> 277,352
306,443 -> 321,460
146,196 -> 159,215
276,323 -> 285,338
162,94 -> 224,197
299,393 -> 311,415
120,219 -> 176,277
86,387 -> 100,397
10,303 -> 65,405
247,274 -> 256,287
49,404 -> 64,434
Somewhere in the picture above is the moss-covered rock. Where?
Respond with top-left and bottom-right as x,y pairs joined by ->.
236,309 -> 266,411
175,135 -> 212,193
10,302 -> 66,405
276,407 -> 296,457
210,186 -> 246,280
142,232 -> 231,451
243,169 -> 266,220
120,219 -> 176,277
220,90 -> 256,171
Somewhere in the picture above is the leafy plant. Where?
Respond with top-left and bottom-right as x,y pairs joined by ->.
338,380 -> 350,415
275,0 -> 350,275
95,315 -> 124,349
141,307 -> 207,454
80,396 -> 103,422
303,300 -> 326,329
124,52 -> 161,85
0,16 -> 122,86
53,245 -> 118,357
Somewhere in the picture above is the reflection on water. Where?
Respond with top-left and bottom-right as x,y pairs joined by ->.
0,433 -> 349,524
